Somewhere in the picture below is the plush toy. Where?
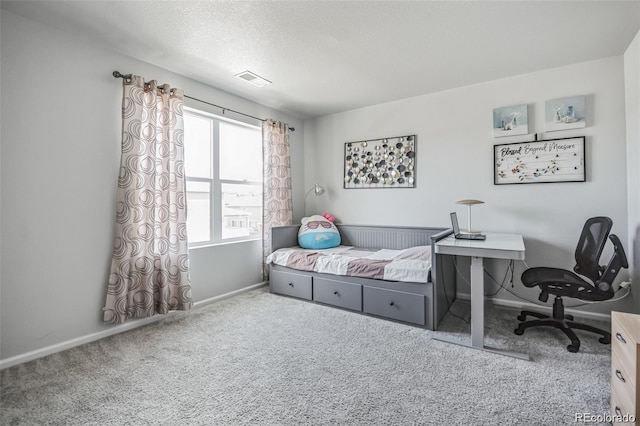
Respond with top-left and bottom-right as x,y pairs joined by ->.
298,214 -> 341,249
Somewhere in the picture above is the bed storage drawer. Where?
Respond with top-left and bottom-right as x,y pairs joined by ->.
270,269 -> 312,300
313,277 -> 362,312
363,286 -> 426,326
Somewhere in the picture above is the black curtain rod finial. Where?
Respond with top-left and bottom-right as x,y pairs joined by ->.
112,71 -> 132,80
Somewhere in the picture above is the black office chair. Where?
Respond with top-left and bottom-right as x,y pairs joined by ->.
514,216 -> 628,353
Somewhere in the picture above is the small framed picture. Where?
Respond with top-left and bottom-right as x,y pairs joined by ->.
493,104 -> 529,138
545,95 -> 586,132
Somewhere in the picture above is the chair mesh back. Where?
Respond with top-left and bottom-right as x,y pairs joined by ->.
574,217 -> 612,282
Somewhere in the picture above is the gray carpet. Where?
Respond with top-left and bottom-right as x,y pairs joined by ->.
1,287 -> 612,425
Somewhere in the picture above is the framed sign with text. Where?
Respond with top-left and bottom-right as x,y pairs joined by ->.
494,136 -> 585,185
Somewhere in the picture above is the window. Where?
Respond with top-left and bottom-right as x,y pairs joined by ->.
184,108 -> 262,246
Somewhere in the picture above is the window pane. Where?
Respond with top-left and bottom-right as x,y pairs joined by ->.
184,113 -> 212,179
186,181 -> 211,243
219,122 -> 262,182
222,183 -> 262,239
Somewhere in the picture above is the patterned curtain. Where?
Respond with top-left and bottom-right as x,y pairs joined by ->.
104,75 -> 192,324
262,120 -> 293,279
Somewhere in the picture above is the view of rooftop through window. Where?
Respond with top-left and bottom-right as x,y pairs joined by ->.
184,109 -> 262,245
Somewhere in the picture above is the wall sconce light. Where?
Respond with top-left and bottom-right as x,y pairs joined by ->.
305,183 -> 325,212
456,199 -> 484,233
307,183 -> 325,197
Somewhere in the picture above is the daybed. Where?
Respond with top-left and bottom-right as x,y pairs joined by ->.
268,224 -> 456,330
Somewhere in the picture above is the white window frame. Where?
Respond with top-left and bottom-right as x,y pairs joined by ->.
185,107 -> 262,248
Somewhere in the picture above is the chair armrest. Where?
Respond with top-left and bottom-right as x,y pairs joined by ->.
595,234 -> 628,291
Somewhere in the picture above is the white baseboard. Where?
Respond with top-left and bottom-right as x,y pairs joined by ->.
193,282 -> 267,308
0,282 -> 267,370
456,293 -> 611,322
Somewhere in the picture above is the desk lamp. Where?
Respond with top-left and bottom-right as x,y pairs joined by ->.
456,199 -> 484,233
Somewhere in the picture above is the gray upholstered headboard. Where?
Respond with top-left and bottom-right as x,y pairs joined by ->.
271,224 -> 451,252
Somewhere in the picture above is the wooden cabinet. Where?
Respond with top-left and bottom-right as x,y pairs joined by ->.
611,311 -> 639,424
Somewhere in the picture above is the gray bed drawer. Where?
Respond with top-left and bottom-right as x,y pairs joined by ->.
270,269 -> 312,300
363,286 -> 426,326
313,277 -> 362,312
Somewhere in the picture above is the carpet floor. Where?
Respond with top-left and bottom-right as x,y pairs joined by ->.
1,287 -> 613,425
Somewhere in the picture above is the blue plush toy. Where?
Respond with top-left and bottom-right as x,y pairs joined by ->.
298,214 -> 341,249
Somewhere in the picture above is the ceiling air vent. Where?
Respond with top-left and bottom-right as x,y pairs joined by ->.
235,70 -> 272,87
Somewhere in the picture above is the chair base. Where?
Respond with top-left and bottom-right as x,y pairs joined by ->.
514,297 -> 611,353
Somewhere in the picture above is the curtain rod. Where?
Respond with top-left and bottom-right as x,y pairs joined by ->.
112,71 -> 295,131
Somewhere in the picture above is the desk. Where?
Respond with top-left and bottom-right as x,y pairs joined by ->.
435,232 -> 528,360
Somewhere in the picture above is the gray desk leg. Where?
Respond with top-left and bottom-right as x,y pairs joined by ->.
433,251 -> 529,360
470,255 -> 484,348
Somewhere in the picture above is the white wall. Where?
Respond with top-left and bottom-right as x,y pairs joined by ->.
304,56 -> 634,315
625,30 -> 640,314
0,10 -> 305,362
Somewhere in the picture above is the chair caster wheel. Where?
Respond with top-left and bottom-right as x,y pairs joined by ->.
565,314 -> 574,320
567,344 -> 580,353
517,315 -> 527,321
599,336 -> 610,344
514,328 -> 524,335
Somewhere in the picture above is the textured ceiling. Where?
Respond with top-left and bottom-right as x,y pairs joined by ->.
2,1 -> 639,119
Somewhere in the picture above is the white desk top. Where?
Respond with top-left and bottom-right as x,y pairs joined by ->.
435,232 -> 525,260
